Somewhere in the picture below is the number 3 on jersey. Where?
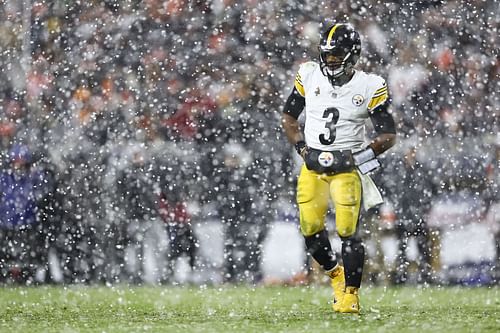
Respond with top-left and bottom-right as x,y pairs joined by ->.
319,107 -> 339,145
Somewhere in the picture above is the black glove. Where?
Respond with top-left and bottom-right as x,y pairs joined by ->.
294,141 -> 318,171
294,140 -> 308,158
352,147 -> 380,174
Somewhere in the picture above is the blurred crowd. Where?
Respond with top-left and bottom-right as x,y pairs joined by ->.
0,0 -> 498,285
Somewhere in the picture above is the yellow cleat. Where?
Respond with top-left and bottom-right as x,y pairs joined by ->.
337,287 -> 360,314
325,265 -> 345,312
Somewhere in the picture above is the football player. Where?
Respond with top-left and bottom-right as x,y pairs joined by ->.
282,23 -> 396,314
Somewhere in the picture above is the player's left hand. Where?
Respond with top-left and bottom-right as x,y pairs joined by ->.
352,147 -> 381,174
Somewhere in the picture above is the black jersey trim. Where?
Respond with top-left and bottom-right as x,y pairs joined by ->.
369,102 -> 396,134
283,87 -> 305,119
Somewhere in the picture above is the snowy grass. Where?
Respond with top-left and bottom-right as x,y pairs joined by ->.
0,285 -> 499,332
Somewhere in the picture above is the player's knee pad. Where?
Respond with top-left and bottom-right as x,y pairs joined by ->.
299,208 -> 325,237
336,213 -> 358,237
335,203 -> 359,237
298,193 -> 328,237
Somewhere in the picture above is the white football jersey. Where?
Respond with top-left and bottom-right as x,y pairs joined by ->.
294,61 -> 389,152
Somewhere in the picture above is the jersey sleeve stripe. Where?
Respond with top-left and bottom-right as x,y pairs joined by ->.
296,72 -> 304,84
368,92 -> 388,110
372,88 -> 388,98
374,86 -> 388,94
294,79 -> 305,97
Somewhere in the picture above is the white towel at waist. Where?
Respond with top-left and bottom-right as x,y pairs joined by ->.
357,170 -> 384,210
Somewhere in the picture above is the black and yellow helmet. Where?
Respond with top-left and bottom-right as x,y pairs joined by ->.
318,23 -> 361,85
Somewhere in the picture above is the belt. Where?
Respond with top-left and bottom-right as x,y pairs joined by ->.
304,148 -> 354,174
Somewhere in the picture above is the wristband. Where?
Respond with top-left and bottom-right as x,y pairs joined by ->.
352,147 -> 376,165
357,159 -> 381,174
353,147 -> 380,174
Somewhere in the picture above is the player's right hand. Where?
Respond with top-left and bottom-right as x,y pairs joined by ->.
294,141 -> 309,160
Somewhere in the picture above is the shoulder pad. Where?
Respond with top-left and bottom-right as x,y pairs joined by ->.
365,73 -> 386,90
295,62 -> 318,97
299,61 -> 318,74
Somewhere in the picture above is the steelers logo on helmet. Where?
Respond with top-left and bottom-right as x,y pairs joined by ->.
352,94 -> 364,106
318,151 -> 335,167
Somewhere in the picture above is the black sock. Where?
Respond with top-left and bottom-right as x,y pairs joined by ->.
341,236 -> 365,288
304,229 -> 337,271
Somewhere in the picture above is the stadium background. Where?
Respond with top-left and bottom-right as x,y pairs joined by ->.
0,0 -> 498,285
